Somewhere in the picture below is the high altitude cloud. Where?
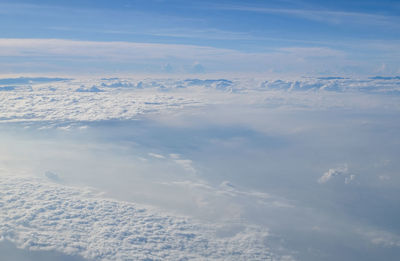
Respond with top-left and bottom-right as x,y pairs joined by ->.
0,38 -> 384,75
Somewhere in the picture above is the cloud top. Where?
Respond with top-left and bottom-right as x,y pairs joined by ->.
1,76 -> 399,123
0,176 -> 274,260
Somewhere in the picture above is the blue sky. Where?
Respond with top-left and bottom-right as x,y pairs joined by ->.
0,0 -> 399,75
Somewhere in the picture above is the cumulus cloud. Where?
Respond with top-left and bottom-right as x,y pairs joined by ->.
1,75 -> 399,260
0,78 -> 204,122
0,176 -> 276,260
1,76 -> 399,123
76,85 -> 104,93
318,164 -> 355,184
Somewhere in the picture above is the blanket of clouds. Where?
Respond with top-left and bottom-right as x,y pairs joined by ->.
0,175 -> 277,260
1,1 -> 399,260
0,76 -> 399,123
1,75 -> 400,260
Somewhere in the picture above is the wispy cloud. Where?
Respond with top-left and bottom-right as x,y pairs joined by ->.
0,38 -> 397,75
212,4 -> 400,28
46,26 -> 256,41
0,38 -> 230,60
0,38 -> 352,75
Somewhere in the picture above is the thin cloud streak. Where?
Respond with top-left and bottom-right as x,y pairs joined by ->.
0,38 -> 352,74
211,4 -> 400,28
0,38 -> 398,75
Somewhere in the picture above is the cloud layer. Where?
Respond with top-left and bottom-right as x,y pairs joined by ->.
0,38 -> 398,75
0,76 -> 399,123
0,176 -> 274,260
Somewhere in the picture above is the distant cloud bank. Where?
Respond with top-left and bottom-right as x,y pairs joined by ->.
0,38 -> 398,75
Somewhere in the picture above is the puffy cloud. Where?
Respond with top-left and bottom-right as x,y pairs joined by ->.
76,85 -> 104,93
0,76 -> 399,124
0,176 -> 275,260
318,164 -> 354,184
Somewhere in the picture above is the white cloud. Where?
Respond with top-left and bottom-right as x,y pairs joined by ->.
344,174 -> 356,184
211,4 -> 400,28
0,38 -> 398,75
0,38 -> 257,73
278,47 -> 346,58
1,76 -> 400,123
0,39 -> 220,60
0,176 -> 275,260
0,38 -> 358,74
0,38 -> 346,61
357,228 -> 400,248
147,152 -> 165,159
218,181 -> 272,201
169,153 -> 180,159
318,164 -> 352,184
174,159 -> 197,175
163,178 -> 292,211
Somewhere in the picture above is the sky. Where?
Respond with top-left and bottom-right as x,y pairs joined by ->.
1,1 -> 400,260
0,0 -> 399,75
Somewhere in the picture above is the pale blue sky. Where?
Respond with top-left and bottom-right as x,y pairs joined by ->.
0,0 -> 399,75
